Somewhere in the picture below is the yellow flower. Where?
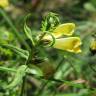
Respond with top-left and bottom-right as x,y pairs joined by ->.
42,23 -> 82,53
0,0 -> 9,8
53,37 -> 81,53
90,38 -> 96,50
52,23 -> 75,38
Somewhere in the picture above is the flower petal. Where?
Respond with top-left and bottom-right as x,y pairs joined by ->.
52,23 -> 75,38
90,38 -> 96,50
53,37 -> 82,53
0,0 -> 9,8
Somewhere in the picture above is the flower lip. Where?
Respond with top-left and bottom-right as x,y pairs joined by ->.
73,38 -> 82,48
52,23 -> 75,38
42,23 -> 75,40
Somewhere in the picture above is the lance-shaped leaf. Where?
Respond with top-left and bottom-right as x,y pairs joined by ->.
24,14 -> 35,46
27,65 -> 43,77
0,44 -> 29,59
5,65 -> 43,89
0,66 -> 16,73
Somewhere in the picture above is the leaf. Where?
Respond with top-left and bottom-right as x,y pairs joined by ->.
5,65 -> 27,89
0,8 -> 30,50
27,65 -> 43,77
0,66 -> 16,72
62,80 -> 84,89
0,43 -> 29,59
24,14 -> 35,46
41,12 -> 60,32
84,2 -> 96,12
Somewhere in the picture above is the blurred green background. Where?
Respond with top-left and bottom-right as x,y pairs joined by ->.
0,0 -> 96,96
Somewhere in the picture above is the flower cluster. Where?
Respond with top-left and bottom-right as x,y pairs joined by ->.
42,23 -> 82,53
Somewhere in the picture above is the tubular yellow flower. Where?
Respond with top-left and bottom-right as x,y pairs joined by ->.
53,37 -> 82,53
42,23 -> 82,53
0,0 -> 9,8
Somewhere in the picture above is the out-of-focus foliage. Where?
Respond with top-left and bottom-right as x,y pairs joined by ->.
0,0 -> 96,96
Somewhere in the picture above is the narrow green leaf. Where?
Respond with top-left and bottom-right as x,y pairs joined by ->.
6,65 -> 27,89
27,65 -> 43,77
24,14 -> 35,46
0,8 -> 30,50
0,67 -> 16,72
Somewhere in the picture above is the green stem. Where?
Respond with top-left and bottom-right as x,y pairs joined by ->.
20,50 -> 33,96
20,76 -> 26,96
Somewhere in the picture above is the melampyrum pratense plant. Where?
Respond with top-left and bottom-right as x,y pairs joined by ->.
0,12 -> 82,96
